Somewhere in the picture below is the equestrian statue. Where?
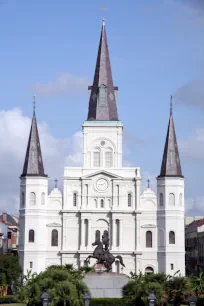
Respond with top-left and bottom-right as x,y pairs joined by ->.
85,230 -> 125,272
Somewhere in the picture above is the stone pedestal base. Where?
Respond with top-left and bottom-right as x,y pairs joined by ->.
84,272 -> 128,298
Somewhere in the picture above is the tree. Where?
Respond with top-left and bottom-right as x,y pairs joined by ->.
0,255 -> 21,289
190,270 -> 204,297
18,265 -> 89,306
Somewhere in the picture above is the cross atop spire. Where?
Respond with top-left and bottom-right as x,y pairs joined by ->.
158,98 -> 183,178
87,19 -> 119,121
54,179 -> 58,188
33,95 -> 36,113
170,95 -> 173,115
147,179 -> 150,189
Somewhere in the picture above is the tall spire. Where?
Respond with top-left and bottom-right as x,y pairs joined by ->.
21,97 -> 46,177
87,20 -> 119,121
159,96 -> 183,178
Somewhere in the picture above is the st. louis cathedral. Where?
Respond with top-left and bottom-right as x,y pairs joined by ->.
19,20 -> 185,276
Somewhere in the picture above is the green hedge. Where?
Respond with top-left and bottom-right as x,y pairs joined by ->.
91,298 -> 125,306
0,295 -> 19,304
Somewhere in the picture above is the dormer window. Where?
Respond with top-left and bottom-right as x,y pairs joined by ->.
98,85 -> 107,106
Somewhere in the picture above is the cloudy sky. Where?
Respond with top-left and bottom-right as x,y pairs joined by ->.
1,0 -> 204,216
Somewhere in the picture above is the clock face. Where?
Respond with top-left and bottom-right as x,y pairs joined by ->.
96,178 -> 108,191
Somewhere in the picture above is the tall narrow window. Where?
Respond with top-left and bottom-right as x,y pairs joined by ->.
115,261 -> 120,273
21,192 -> 25,207
179,193 -> 183,206
30,192 -> 36,206
94,199 -> 97,208
85,184 -> 88,206
169,193 -> 175,206
160,193 -> 164,207
169,231 -> 175,244
105,151 -> 113,168
30,262 -> 33,269
85,219 -> 88,247
146,231 -> 152,248
95,230 -> 100,242
73,193 -> 77,207
29,230 -> 34,243
41,192 -> 45,205
51,229 -> 58,246
98,85 -> 107,106
116,185 -> 119,206
128,193 -> 132,207
101,199 -> 104,208
116,219 -> 120,247
93,152 -> 100,167
108,199 -> 111,209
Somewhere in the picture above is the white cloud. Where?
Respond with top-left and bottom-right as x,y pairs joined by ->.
179,128 -> 204,161
185,196 -> 204,215
32,72 -> 89,98
0,108 -> 83,215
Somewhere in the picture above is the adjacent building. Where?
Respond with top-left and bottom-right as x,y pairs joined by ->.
0,213 -> 19,254
19,20 -> 185,276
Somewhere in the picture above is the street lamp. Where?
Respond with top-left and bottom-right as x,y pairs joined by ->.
148,291 -> 156,306
40,289 -> 50,306
188,295 -> 197,306
83,291 -> 91,306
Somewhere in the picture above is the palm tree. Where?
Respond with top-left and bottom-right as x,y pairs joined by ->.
190,270 -> 204,297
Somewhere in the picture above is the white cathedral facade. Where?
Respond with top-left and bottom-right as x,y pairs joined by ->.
19,21 -> 185,276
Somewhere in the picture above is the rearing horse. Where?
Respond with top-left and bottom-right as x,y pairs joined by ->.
85,236 -> 125,272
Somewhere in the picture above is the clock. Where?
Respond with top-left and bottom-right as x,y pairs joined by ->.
96,178 -> 108,191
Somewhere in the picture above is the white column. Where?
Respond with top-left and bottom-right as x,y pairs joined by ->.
112,218 -> 116,249
81,218 -> 85,248
88,219 -> 92,248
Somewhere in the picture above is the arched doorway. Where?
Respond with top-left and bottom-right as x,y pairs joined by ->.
145,266 -> 154,274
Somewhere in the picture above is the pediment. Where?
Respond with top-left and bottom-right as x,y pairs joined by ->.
82,170 -> 123,180
46,222 -> 61,227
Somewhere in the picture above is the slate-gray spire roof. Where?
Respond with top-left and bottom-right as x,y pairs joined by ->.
87,20 -> 119,121
21,109 -> 46,177
159,101 -> 183,178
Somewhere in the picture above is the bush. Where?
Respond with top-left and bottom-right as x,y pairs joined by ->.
91,298 -> 124,306
0,295 -> 19,304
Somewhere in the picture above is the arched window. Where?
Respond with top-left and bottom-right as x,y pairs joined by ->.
29,230 -> 34,243
179,193 -> 183,206
93,150 -> 100,167
145,266 -> 154,274
169,231 -> 175,244
51,229 -> 58,246
100,199 -> 104,208
73,193 -> 77,207
116,219 -> 120,247
41,192 -> 45,205
169,193 -> 175,206
160,193 -> 163,207
128,193 -> 132,207
105,151 -> 113,168
85,219 -> 88,247
30,192 -> 36,206
21,192 -> 25,207
146,231 -> 152,248
98,85 -> 107,106
108,199 -> 111,209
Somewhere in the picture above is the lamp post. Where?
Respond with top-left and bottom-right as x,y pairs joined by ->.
148,291 -> 156,306
40,289 -> 50,306
188,295 -> 197,306
83,291 -> 91,306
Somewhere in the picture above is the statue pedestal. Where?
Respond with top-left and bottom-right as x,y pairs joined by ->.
84,272 -> 128,298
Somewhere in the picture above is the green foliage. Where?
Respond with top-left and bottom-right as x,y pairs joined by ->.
123,272 -> 193,305
0,255 -> 22,286
190,270 -> 204,296
0,295 -> 20,304
198,298 -> 204,306
90,298 -> 124,306
17,265 -> 89,306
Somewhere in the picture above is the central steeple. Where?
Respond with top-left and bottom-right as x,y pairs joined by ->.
87,20 -> 119,121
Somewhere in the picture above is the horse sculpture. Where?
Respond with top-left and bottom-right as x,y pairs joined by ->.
85,230 -> 125,272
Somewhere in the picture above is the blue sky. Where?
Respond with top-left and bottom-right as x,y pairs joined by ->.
1,0 -> 204,215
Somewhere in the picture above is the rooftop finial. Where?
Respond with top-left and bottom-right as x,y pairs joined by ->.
170,95 -> 173,115
33,95 -> 36,113
147,178 -> 150,189
100,5 -> 107,27
54,178 -> 58,188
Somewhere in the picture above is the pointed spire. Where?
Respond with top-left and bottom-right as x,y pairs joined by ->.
21,97 -> 47,177
87,20 -> 119,121
159,96 -> 183,178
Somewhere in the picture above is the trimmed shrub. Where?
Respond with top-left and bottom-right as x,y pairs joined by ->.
91,298 -> 124,306
0,295 -> 19,304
